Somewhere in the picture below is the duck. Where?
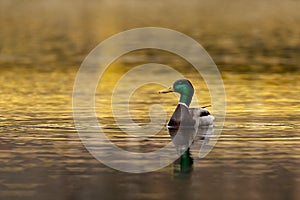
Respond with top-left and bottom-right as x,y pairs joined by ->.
159,79 -> 214,128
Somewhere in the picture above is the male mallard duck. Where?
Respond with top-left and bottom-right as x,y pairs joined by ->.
159,79 -> 214,128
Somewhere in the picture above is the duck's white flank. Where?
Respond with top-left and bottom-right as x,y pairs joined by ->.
189,108 -> 214,127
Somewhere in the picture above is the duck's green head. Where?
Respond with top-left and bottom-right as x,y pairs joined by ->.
159,79 -> 194,107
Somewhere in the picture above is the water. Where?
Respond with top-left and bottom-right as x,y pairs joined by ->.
1,0 -> 300,200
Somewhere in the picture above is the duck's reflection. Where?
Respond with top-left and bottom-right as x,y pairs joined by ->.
173,148 -> 193,174
169,125 -> 214,174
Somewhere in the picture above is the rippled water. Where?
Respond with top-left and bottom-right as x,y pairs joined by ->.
1,67 -> 299,200
1,0 -> 300,200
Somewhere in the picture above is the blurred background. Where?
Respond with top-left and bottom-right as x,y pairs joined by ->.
0,0 -> 299,200
0,0 -> 299,71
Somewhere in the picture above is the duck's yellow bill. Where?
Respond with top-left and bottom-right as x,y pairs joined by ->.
158,87 -> 174,94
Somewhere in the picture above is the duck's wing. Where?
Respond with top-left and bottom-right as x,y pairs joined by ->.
189,107 -> 210,117
188,108 -> 214,126
189,107 -> 210,116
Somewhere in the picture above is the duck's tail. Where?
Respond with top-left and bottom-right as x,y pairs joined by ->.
201,104 -> 211,108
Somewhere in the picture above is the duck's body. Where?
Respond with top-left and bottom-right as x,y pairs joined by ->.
188,107 -> 214,127
167,103 -> 214,128
160,79 -> 214,128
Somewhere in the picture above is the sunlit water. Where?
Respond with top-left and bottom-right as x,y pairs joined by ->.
1,65 -> 299,200
1,1 -> 300,200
